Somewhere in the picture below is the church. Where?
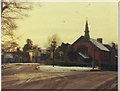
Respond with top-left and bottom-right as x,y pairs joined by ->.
72,20 -> 117,70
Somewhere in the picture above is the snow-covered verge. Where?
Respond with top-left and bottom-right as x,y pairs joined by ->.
37,65 -> 100,72
2,63 -> 100,72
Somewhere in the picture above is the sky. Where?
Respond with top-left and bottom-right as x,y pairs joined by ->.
16,2 -> 118,49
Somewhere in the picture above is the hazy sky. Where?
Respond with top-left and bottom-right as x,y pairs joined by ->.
16,2 -> 118,49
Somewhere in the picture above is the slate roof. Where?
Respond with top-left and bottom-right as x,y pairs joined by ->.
72,36 -> 110,52
72,36 -> 83,46
90,39 -> 109,52
78,52 -> 90,59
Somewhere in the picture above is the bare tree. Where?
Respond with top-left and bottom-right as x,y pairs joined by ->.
2,41 -> 19,52
1,0 -> 32,51
1,1 -> 32,31
44,34 -> 61,50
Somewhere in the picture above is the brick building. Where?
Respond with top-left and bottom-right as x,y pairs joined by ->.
72,20 -> 117,70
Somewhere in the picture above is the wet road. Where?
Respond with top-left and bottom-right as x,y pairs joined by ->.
2,63 -> 118,89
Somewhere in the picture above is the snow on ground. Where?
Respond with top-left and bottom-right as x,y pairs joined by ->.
2,63 -> 100,72
37,65 -> 100,72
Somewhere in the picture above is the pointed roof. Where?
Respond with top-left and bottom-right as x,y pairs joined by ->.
85,20 -> 89,32
84,20 -> 90,39
72,20 -> 109,52
72,36 -> 109,52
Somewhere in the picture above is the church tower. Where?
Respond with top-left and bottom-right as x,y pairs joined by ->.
84,20 -> 90,39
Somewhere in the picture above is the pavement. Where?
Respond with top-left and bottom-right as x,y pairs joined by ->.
2,63 -> 118,89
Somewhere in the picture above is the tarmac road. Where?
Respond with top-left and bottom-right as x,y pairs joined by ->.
2,63 -> 118,89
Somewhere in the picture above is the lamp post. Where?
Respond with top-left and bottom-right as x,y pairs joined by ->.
51,40 -> 56,67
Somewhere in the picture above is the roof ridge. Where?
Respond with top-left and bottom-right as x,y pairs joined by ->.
90,38 -> 109,52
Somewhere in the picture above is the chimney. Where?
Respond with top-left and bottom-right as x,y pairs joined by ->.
97,38 -> 103,44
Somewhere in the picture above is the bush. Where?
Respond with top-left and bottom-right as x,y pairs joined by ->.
45,58 -> 91,67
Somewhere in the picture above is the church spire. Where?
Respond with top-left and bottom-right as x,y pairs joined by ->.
84,20 -> 90,39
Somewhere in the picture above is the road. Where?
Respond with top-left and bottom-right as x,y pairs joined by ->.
2,63 -> 118,89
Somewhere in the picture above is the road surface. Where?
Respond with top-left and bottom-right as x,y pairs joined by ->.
2,63 -> 118,89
